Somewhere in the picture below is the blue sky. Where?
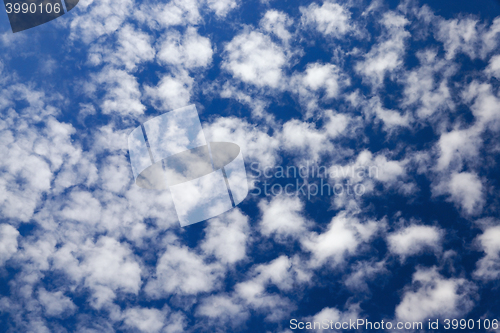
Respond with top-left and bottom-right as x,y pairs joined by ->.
1,0 -> 500,332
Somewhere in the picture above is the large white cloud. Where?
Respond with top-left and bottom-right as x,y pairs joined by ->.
395,267 -> 476,322
222,31 -> 287,88
387,225 -> 443,259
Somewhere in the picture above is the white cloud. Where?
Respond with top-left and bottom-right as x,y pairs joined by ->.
435,16 -> 500,60
145,244 -> 222,297
260,10 -> 293,42
135,0 -> 202,30
204,116 -> 280,168
402,49 -> 456,119
302,213 -> 381,267
0,224 -> 19,266
435,128 -> 481,171
234,256 -> 297,321
38,288 -> 77,317
69,0 -> 135,43
387,225 -> 442,259
434,172 -> 484,215
307,304 -> 361,332
473,225 -> 500,280
343,260 -> 387,292
364,97 -> 410,130
222,31 -> 286,88
93,68 -> 146,116
144,71 -> 193,112
486,54 -> 500,79
290,63 -> 349,114
259,196 -> 308,241
207,0 -> 238,17
123,307 -> 165,333
356,12 -> 409,88
201,209 -> 250,264
52,236 -> 142,309
395,267 -> 476,322
280,111 -> 349,160
300,1 -> 353,38
157,27 -> 213,70
197,294 -> 249,324
436,17 -> 479,60
89,24 -> 155,71
462,81 -> 500,130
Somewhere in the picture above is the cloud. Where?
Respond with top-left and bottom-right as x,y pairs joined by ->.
356,12 -> 409,89
343,260 -> 387,292
0,224 -> 19,266
434,172 -> 484,215
302,213 -> 382,267
122,307 -> 166,333
38,288 -> 77,317
234,256 -> 297,321
387,225 -> 443,259
52,236 -> 142,309
290,63 -> 349,114
435,128 -> 481,171
88,24 -> 155,71
201,209 -> 250,264
486,54 -> 500,79
157,27 -> 213,70
401,49 -> 456,119
435,16 -> 500,60
300,1 -> 354,38
92,68 -> 146,116
144,70 -> 194,112
204,116 -> 280,167
145,243 -> 222,297
69,0 -> 135,43
222,31 -> 287,88
473,225 -> 500,280
306,304 -> 361,332
259,196 -> 308,241
364,97 -> 410,130
260,10 -> 293,42
207,0 -> 238,17
395,267 -> 476,322
196,294 -> 249,324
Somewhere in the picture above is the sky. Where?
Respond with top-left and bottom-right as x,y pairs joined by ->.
1,0 -> 500,332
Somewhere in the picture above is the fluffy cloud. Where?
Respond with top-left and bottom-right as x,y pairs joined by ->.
222,31 -> 286,88
157,27 -> 213,69
300,1 -> 354,38
0,224 -> 19,266
201,209 -> 250,264
122,307 -> 166,333
387,225 -> 443,259
473,225 -> 500,280
206,0 -> 238,17
401,49 -> 456,119
302,213 -> 382,267
434,172 -> 484,215
93,25 -> 155,71
356,12 -> 409,88
91,68 -> 146,116
52,236 -> 142,309
395,268 -> 476,322
259,196 -> 308,240
144,70 -> 194,111
38,288 -> 77,317
260,10 -> 294,42
146,244 -> 222,297
436,16 -> 500,60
